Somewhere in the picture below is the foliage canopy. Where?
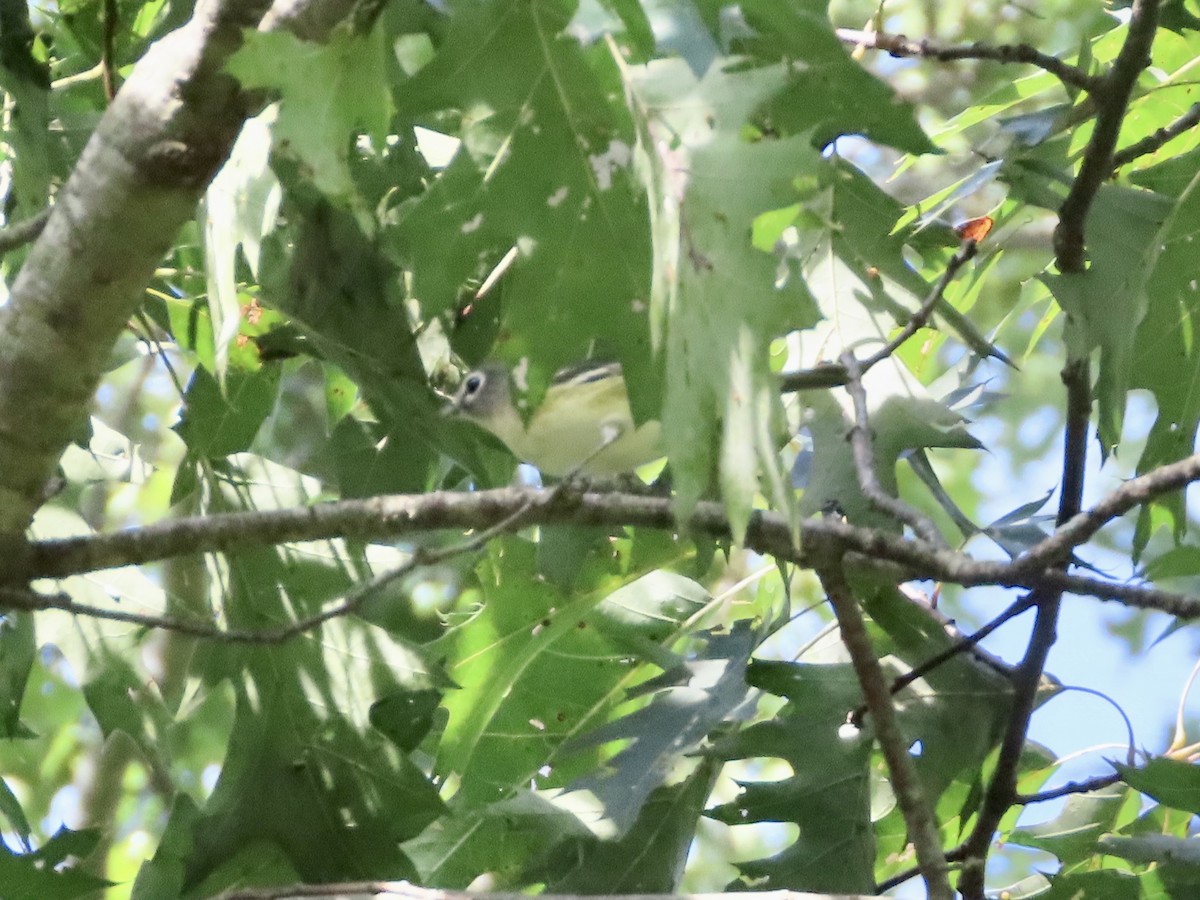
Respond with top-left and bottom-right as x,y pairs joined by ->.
3,1 -> 1200,899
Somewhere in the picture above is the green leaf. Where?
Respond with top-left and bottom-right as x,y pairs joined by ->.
1099,833 -> 1200,866
739,0 -> 938,155
83,657 -> 149,741
1039,869 -> 1143,900
1043,184 -> 1173,454
261,197 -> 483,485
173,366 -> 280,459
403,790 -> 592,888
226,28 -> 394,201
0,778 -> 31,852
531,757 -> 720,891
1010,783 -> 1132,865
435,542 -> 716,804
0,829 -> 111,900
1116,757 -> 1200,815
819,159 -> 1005,363
799,385 -> 980,531
599,0 -> 655,60
176,528 -> 444,889
708,660 -> 875,893
369,687 -> 441,753
1141,546 -> 1200,580
130,794 -> 201,900
860,580 -> 1014,806
563,620 -> 755,831
394,0 -> 657,414
0,613 -> 34,738
1124,166 -> 1200,552
327,418 -> 450,497
633,58 -> 820,534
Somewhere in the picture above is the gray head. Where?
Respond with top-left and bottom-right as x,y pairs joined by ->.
448,361 -> 513,423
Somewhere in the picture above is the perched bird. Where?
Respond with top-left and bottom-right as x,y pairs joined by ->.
447,360 -> 662,477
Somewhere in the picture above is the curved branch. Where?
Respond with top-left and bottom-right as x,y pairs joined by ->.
0,207 -> 49,255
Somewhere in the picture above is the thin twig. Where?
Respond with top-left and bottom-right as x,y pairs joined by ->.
851,595 -> 1034,726
1016,771 -> 1122,804
841,351 -> 948,547
857,239 -> 980,374
1017,449 -> 1200,575
101,0 -> 118,101
835,28 -> 1099,93
1112,100 -> 1200,169
816,556 -> 952,900
0,207 -> 50,255
779,238 -> 980,394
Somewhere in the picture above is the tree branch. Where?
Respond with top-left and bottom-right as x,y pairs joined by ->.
1017,449 -> 1200,574
1016,771 -> 1122,804
1112,100 -> 1200,169
841,352 -> 947,547
835,28 -> 1099,93
1054,0 -> 1161,270
0,0 -> 356,534
19,488 -> 1200,641
956,354 -> 1096,898
220,882 -> 877,900
0,207 -> 49,255
815,555 -> 951,900
779,236 -> 980,395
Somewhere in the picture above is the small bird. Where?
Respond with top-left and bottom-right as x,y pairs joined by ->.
447,360 -> 663,477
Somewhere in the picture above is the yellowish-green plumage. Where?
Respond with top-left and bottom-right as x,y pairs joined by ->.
448,361 -> 662,476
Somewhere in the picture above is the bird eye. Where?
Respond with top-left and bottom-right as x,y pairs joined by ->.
464,373 -> 484,396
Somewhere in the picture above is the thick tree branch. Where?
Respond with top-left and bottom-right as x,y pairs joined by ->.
835,28 -> 1099,93
957,357 -> 1095,899
19,489 -> 1200,643
0,0 -> 354,533
1054,0 -> 1160,270
815,555 -> 952,900
221,882 -> 875,900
